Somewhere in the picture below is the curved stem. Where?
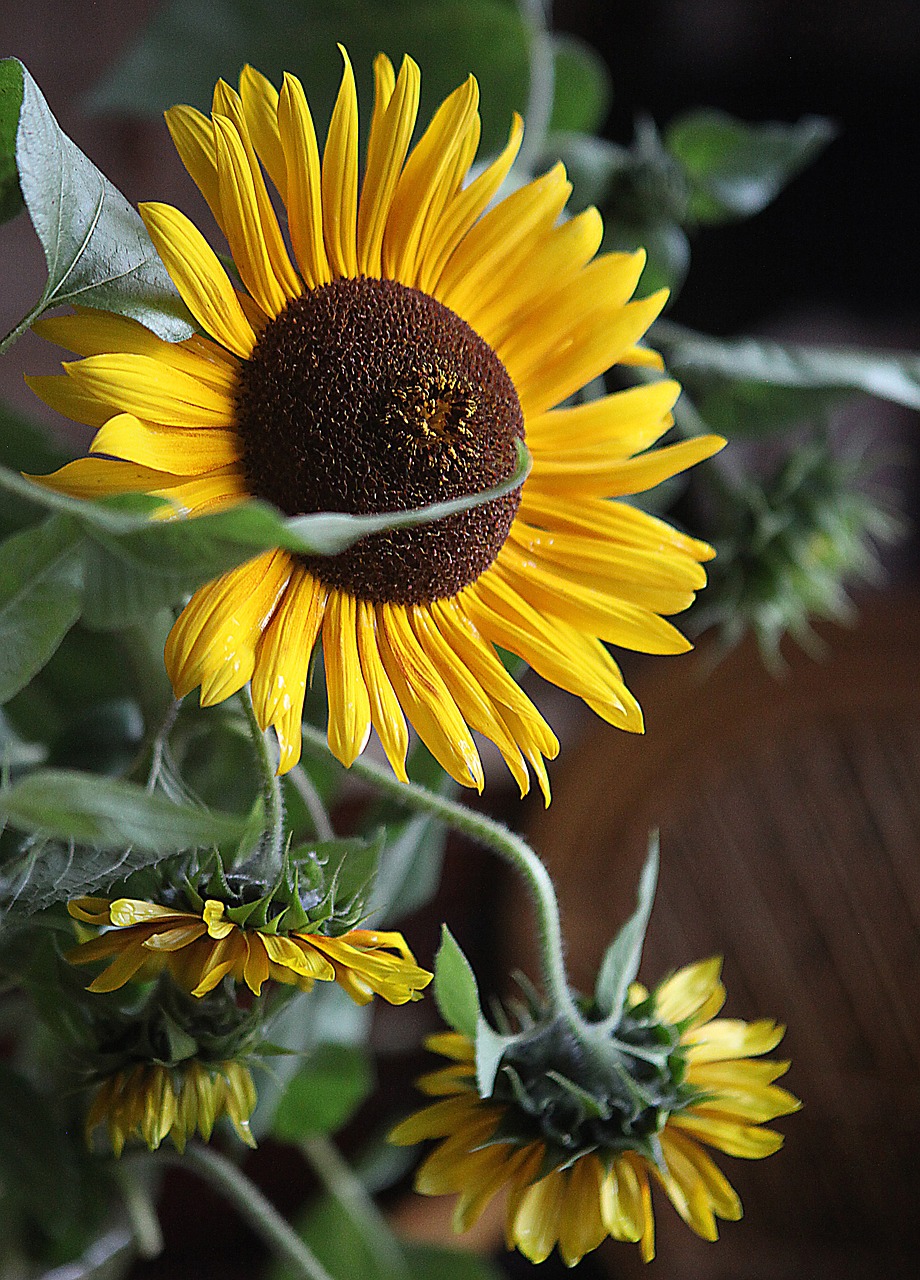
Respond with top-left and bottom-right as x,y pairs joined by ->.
242,690 -> 285,878
0,301 -> 44,358
517,0 -> 556,173
287,763 -> 335,842
175,1144 -> 336,1280
301,1135 -> 408,1280
298,724 -> 578,1022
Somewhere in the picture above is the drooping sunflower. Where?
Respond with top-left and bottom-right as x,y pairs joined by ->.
29,51 -> 723,798
390,958 -> 800,1265
67,895 -> 432,1005
86,1057 -> 257,1155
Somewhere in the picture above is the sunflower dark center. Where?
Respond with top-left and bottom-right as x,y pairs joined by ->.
234,277 -> 524,605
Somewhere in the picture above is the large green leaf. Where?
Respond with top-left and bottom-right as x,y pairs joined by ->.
272,1043 -> 373,1141
666,109 -> 836,225
91,0 -> 531,153
0,769 -> 249,851
0,58 -> 23,224
10,58 -> 193,340
0,515 -> 84,705
655,320 -> 920,412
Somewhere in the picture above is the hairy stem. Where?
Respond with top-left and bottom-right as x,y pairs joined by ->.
298,724 -> 578,1021
242,690 -> 285,878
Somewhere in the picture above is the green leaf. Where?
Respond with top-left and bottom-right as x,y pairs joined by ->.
91,0 -> 531,153
595,837 -> 659,1019
272,1043 -> 373,1141
13,59 -> 194,340
0,769 -> 249,851
666,109 -> 836,225
654,320 -> 920,412
549,35 -> 611,136
0,59 -> 24,225
0,515 -> 84,705
0,402 -> 70,536
434,924 -> 480,1039
5,437 -> 531,613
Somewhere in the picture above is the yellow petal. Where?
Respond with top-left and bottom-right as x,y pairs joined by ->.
527,433 -> 727,498
518,490 -> 715,564
322,590 -> 372,768
165,103 -> 222,224
376,603 -> 484,792
662,1128 -> 742,1221
251,567 -> 327,774
557,1157 -> 608,1267
322,47 -> 360,278
684,1018 -> 786,1063
356,599 -> 409,782
164,550 -> 292,702
28,457 -> 192,499
419,112 -> 523,296
278,72 -> 331,289
62,353 -> 232,428
525,380 -> 681,458
89,413 -> 242,475
139,202 -> 257,359
25,372 -> 122,430
213,113 -> 295,318
383,75 -> 479,285
357,55 -> 420,278
510,1169 -> 565,1265
655,957 -> 724,1025
671,1110 -> 785,1158
239,64 -> 287,198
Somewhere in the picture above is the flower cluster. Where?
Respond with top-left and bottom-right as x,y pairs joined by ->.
391,958 -> 799,1265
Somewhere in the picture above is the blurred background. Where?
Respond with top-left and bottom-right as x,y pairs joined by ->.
2,1 -> 920,1277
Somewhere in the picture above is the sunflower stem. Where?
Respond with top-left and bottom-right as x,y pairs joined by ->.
176,1144 -> 336,1280
301,1135 -> 409,1280
0,300 -> 45,357
298,724 -> 578,1022
242,689 -> 285,878
517,0 -> 556,173
287,764 -> 336,842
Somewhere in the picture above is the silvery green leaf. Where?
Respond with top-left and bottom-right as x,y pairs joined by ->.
12,59 -> 193,340
595,837 -> 659,1019
475,1013 -> 517,1097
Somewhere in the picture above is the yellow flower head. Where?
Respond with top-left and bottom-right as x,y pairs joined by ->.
67,895 -> 432,1005
29,51 -> 723,798
390,958 -> 800,1266
86,1057 -> 257,1156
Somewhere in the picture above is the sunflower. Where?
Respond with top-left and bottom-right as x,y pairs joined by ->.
390,958 -> 800,1265
29,51 -> 723,799
86,1057 -> 257,1155
67,895 -> 432,1005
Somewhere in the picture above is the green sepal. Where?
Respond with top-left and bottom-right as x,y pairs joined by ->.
594,838 -> 659,1020
544,1069 -> 613,1121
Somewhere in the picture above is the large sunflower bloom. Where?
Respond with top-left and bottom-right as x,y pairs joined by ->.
67,895 -> 432,1005
29,52 -> 723,798
390,958 -> 799,1266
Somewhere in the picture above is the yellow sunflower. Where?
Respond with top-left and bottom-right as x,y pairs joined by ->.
390,958 -> 800,1265
86,1057 -> 257,1155
29,51 -> 723,799
67,895 -> 432,1005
